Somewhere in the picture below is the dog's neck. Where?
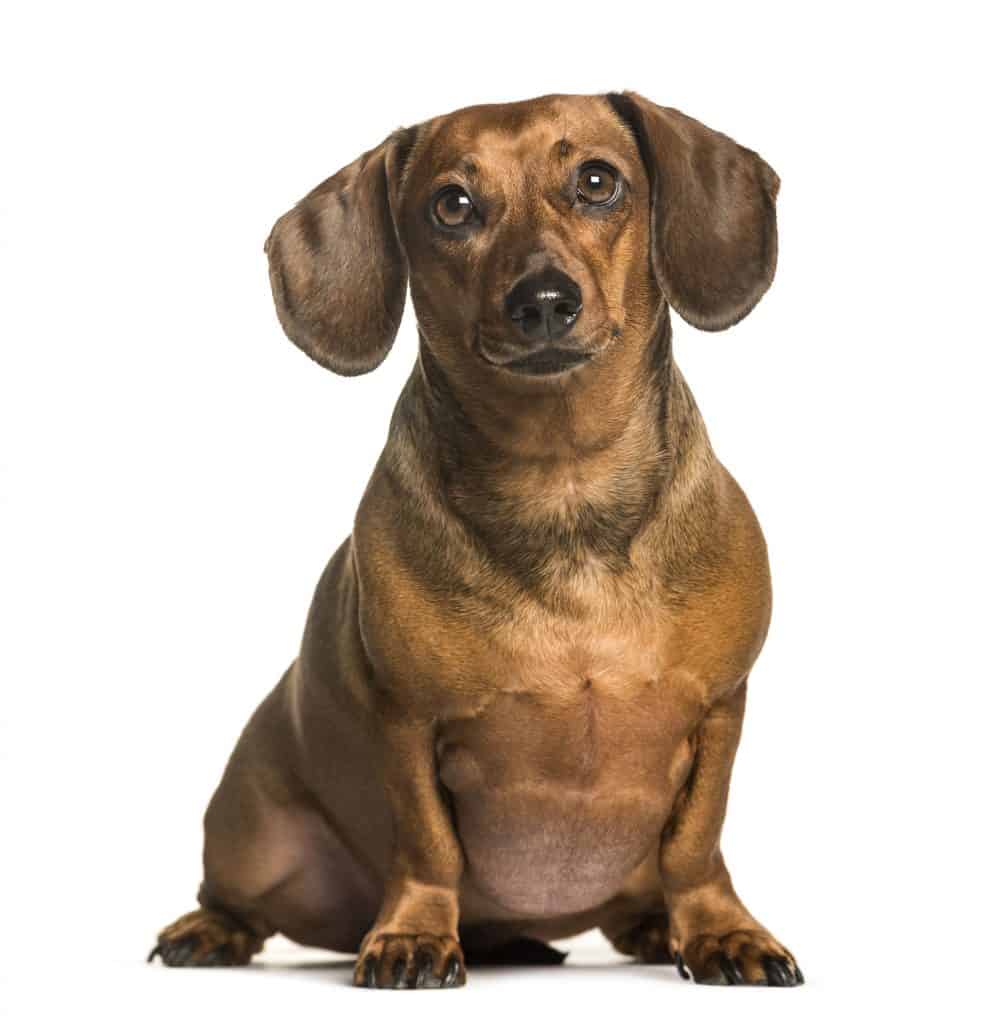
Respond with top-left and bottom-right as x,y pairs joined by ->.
385,313 -> 714,600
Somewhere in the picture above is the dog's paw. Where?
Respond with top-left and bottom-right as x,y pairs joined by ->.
148,908 -> 263,967
353,933 -> 466,989
675,929 -> 803,986
610,914 -> 674,964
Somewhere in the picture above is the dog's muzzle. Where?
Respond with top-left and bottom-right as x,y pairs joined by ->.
483,267 -> 588,376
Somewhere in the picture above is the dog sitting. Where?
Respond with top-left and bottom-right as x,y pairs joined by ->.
150,91 -> 801,989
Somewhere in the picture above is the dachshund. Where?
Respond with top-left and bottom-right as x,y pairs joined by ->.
149,92 -> 802,989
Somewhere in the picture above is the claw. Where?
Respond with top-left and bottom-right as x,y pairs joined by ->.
675,953 -> 690,980
763,955 -> 797,987
166,938 -> 197,966
361,955 -> 377,988
718,954 -> 744,985
392,955 -> 408,989
415,950 -> 434,989
147,943 -> 162,964
200,948 -> 225,966
442,954 -> 462,987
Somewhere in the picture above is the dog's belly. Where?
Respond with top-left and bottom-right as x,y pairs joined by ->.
450,782 -> 668,916
438,674 -> 696,917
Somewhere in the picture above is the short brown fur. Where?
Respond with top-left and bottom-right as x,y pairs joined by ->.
152,92 -> 801,989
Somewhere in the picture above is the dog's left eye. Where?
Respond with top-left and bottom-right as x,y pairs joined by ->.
432,187 -> 477,228
577,162 -> 620,206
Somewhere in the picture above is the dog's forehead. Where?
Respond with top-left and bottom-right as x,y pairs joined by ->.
418,94 -> 637,177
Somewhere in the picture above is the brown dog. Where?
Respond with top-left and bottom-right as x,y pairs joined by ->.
150,92 -> 801,989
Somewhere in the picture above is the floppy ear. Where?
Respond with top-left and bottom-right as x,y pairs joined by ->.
264,128 -> 415,375
607,92 -> 780,331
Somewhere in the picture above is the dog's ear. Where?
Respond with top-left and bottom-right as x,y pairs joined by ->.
264,127 -> 416,375
607,92 -> 780,331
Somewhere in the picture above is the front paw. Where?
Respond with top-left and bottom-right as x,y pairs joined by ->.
353,933 -> 466,989
676,929 -> 803,987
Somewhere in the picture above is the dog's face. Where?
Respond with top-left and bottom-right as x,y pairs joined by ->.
265,93 -> 779,383
394,95 -> 651,380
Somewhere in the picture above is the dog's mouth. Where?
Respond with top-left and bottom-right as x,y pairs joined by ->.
500,348 -> 593,376
475,322 -> 619,378
476,330 -> 600,377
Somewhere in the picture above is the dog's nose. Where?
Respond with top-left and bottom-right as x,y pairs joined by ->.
505,269 -> 582,342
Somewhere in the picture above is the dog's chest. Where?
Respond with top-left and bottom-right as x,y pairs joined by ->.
436,616 -> 700,916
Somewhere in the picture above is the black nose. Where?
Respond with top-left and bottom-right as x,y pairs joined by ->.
505,268 -> 582,342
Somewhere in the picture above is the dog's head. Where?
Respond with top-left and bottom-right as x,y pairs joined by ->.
265,93 -> 779,382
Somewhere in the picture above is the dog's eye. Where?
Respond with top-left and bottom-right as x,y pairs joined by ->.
577,162 -> 620,206
433,187 -> 477,228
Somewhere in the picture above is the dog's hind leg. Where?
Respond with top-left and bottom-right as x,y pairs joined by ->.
148,758 -> 289,968
597,853 -> 674,964
150,669 -> 380,966
604,912 -> 673,964
150,763 -> 377,966
150,784 -> 377,967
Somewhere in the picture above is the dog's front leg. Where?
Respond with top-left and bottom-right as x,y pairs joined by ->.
660,681 -> 804,986
353,714 -> 466,989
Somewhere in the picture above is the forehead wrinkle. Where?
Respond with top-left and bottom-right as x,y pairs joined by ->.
429,155 -> 481,188
421,107 -> 645,196
494,123 -> 634,176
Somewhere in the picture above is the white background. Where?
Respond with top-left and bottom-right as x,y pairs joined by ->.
2,3 -> 995,1021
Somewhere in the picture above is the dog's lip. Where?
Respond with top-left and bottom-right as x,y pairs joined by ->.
476,330 -> 600,376
495,347 -> 594,376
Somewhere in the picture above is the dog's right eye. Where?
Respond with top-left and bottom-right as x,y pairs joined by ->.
432,187 -> 477,228
577,162 -> 620,206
